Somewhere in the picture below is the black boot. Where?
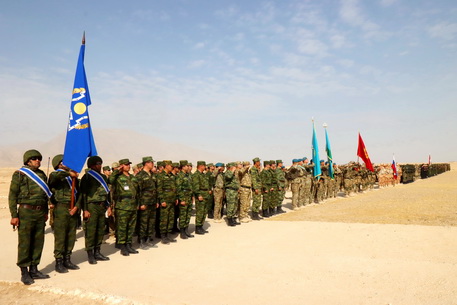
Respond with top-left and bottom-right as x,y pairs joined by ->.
208,210 -> 214,219
120,244 -> 130,256
185,227 -> 194,238
20,267 -> 34,285
168,234 -> 177,243
94,247 -> 110,261
269,207 -> 276,215
55,258 -> 68,273
195,226 -> 205,235
263,209 -> 270,218
227,217 -> 235,227
64,256 -> 80,270
180,228 -> 188,239
171,227 -> 180,234
252,212 -> 261,220
233,218 -> 241,225
277,206 -> 286,214
29,265 -> 50,279
126,243 -> 139,254
87,250 -> 97,264
161,234 -> 170,244
139,238 -> 150,250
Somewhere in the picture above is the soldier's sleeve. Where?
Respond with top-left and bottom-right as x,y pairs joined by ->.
8,171 -> 22,218
157,175 -> 164,203
191,173 -> 200,197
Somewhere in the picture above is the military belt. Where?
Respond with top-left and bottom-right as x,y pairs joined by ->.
241,185 -> 251,189
19,204 -> 46,211
226,187 -> 239,191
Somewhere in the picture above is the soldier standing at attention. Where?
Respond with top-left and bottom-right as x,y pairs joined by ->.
109,158 -> 139,256
287,159 -> 301,210
48,154 -> 80,273
275,160 -> 286,213
157,160 -> 178,244
260,160 -> 272,217
224,162 -> 240,226
238,161 -> 252,223
154,161 -> 165,239
249,158 -> 263,220
213,163 -> 225,222
136,156 -> 158,249
176,160 -> 194,239
9,150 -> 51,285
206,163 -> 216,219
80,156 -> 112,264
171,162 -> 181,234
192,161 -> 211,234
269,160 -> 279,215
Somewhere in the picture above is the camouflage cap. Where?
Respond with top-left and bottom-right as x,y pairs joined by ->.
111,162 -> 119,169
157,161 -> 164,167
243,161 -> 250,165
163,160 -> 172,166
276,160 -> 283,164
252,157 -> 260,163
23,149 -> 42,165
119,158 -> 132,165
263,160 -> 270,166
87,156 -> 103,167
136,163 -> 143,168
269,160 -> 276,165
188,162 -> 193,167
207,163 -> 214,167
197,161 -> 206,166
103,166 -> 111,171
179,160 -> 188,167
172,162 -> 179,168
227,162 -> 235,167
52,154 -> 63,169
142,156 -> 154,163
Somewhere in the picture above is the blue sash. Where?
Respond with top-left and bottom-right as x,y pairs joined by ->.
19,167 -> 53,198
56,169 -> 77,195
87,170 -> 110,194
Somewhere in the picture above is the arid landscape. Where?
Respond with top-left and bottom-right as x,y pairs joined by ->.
0,163 -> 456,305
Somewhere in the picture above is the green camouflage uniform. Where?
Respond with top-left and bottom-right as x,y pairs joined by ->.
260,168 -> 272,212
48,170 -> 80,259
136,169 -> 158,240
192,170 -> 211,226
238,166 -> 252,220
157,171 -> 177,234
269,168 -> 279,209
249,166 -> 262,213
80,170 -> 110,250
176,171 -> 194,229
224,169 -> 239,218
206,170 -> 215,216
276,168 -> 286,208
109,170 -> 139,245
9,167 -> 49,267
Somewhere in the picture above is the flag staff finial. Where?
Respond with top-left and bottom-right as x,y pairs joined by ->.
82,31 -> 86,45
323,122 -> 328,128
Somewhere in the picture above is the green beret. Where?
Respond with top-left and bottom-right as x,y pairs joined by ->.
119,158 -> 132,165
23,149 -> 42,165
52,154 -> 63,170
179,160 -> 188,167
163,160 -> 172,166
87,156 -> 103,167
103,166 -> 111,171
142,156 -> 154,163
252,157 -> 260,163
197,161 -> 206,166
172,162 -> 179,168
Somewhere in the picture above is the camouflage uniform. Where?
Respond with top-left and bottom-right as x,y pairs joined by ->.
249,160 -> 262,219
238,163 -> 252,222
224,165 -> 239,225
275,162 -> 286,210
48,169 -> 80,260
176,170 -> 193,230
269,163 -> 279,214
288,162 -> 302,209
213,166 -> 225,221
157,169 -> 177,236
109,167 -> 139,246
260,162 -> 272,217
136,168 -> 158,243
192,164 -> 211,231
206,166 -> 215,218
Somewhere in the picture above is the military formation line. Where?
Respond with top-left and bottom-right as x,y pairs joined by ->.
9,149 -> 450,285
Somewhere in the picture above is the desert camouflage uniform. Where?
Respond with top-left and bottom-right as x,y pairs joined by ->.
238,166 -> 252,221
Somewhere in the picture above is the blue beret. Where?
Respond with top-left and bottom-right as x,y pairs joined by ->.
303,157 -> 308,161
320,160 -> 325,163
215,162 -> 224,167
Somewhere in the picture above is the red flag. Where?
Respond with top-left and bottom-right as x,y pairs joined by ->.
357,133 -> 374,172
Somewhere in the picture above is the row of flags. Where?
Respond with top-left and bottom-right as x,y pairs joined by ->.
61,34 -> 433,182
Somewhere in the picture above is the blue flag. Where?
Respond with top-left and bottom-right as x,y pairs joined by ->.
311,122 -> 321,179
63,38 -> 97,173
325,128 -> 334,179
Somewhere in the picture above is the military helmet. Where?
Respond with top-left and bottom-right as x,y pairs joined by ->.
23,149 -> 42,165
87,156 -> 103,167
52,154 -> 64,170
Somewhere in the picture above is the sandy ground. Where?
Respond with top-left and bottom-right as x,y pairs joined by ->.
0,164 -> 456,305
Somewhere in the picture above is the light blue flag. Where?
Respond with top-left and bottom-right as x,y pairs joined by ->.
63,35 -> 97,173
325,128 -> 334,179
312,122 -> 321,179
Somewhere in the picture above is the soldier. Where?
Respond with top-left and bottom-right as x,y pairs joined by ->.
275,160 -> 286,213
109,158 -> 139,256
249,157 -> 263,220
192,161 -> 211,234
269,160 -> 279,215
224,162 -> 240,226
136,156 -> 158,249
9,149 -> 51,285
238,161 -> 252,223
103,166 -> 112,177
157,160 -> 178,244
171,162 -> 181,234
287,159 -> 302,210
213,163 -> 225,222
154,161 -> 164,238
80,156 -> 112,263
260,160 -> 272,217
176,160 -> 194,239
48,154 -> 80,273
206,163 -> 216,219
334,163 -> 343,195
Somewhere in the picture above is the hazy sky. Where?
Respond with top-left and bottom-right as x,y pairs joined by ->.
1,0 -> 456,165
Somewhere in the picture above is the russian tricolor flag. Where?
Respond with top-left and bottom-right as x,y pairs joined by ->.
392,155 -> 398,179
